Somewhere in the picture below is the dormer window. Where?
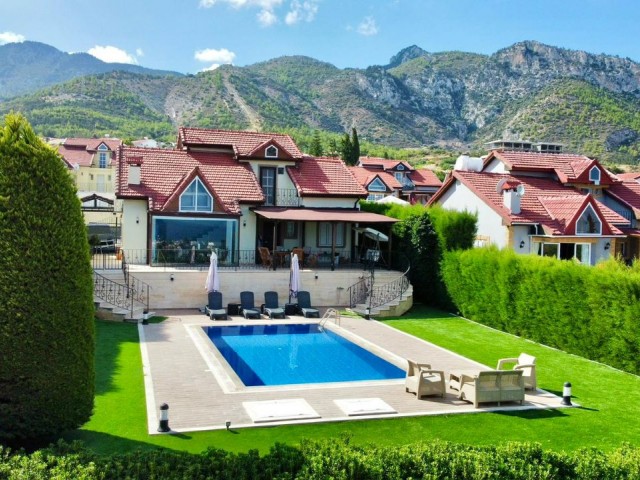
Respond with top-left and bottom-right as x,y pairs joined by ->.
394,172 -> 404,182
576,205 -> 601,235
265,145 -> 278,158
180,178 -> 213,213
589,166 -> 601,185
98,144 -> 109,168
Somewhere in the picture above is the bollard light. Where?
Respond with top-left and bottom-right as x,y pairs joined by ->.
365,307 -> 371,320
170,274 -> 174,281
561,382 -> 572,406
158,403 -> 170,432
225,420 -> 231,430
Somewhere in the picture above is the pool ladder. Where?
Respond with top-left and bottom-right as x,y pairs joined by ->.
319,308 -> 341,331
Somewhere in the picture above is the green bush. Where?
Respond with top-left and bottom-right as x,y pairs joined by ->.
2,440 -> 640,479
0,113 -> 95,441
442,248 -> 640,375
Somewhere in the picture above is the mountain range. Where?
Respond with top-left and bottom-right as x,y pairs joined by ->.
1,40 -> 640,164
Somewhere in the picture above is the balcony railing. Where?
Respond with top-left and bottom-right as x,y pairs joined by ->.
261,187 -> 301,207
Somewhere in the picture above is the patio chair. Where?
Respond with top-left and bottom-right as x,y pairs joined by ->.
291,247 -> 304,267
264,291 -> 285,319
296,291 -> 319,318
205,291 -> 227,320
458,370 -> 524,408
239,291 -> 261,319
258,247 -> 272,269
497,353 -> 537,390
404,359 -> 445,399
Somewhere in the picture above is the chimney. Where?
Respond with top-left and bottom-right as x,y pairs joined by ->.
127,156 -> 143,185
499,180 -> 523,214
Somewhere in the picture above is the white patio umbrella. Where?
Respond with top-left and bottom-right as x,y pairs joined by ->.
205,251 -> 220,293
289,253 -> 301,304
376,194 -> 410,205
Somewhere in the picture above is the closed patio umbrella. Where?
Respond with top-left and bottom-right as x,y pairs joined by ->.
289,253 -> 301,304
205,251 -> 220,293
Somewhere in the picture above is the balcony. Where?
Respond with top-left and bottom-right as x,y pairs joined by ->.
261,187 -> 301,207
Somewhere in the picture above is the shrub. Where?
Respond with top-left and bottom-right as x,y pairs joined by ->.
0,113 -> 95,441
442,248 -> 640,375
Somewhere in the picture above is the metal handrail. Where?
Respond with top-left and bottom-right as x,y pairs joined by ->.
347,253 -> 411,311
121,250 -> 150,314
93,270 -> 135,319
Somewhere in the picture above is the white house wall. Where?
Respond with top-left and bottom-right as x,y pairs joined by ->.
438,180 -> 509,248
484,158 -> 506,173
122,199 -> 148,259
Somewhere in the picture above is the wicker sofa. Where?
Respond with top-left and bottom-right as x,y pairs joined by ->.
458,370 -> 525,408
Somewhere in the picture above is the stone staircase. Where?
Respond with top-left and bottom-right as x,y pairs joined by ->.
351,270 -> 414,318
94,270 -> 146,322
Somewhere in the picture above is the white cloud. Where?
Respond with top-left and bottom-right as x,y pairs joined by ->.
258,9 -> 278,26
88,45 -> 138,64
357,16 -> 378,36
136,48 -> 144,57
0,31 -> 26,45
194,47 -> 236,64
285,0 -> 318,25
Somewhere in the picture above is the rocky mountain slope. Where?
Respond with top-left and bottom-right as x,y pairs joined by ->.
1,40 -> 640,163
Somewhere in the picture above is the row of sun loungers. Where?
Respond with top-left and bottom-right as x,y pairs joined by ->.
205,290 -> 320,320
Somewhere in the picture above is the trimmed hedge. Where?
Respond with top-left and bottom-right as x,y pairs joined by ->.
2,439 -> 640,479
442,247 -> 640,374
0,114 -> 95,440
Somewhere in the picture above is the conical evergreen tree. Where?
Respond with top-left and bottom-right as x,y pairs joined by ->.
340,132 -> 352,164
309,130 -> 323,156
351,127 -> 360,165
0,113 -> 95,441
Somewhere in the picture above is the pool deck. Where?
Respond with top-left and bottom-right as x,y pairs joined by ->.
140,310 -> 568,433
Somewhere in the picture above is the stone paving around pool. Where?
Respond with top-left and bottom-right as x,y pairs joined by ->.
140,310 -> 569,434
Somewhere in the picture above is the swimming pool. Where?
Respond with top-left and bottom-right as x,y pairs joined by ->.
203,324 -> 405,386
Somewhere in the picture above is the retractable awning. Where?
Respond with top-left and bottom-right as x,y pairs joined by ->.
252,207 -> 397,223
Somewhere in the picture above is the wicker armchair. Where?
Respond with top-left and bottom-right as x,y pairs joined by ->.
258,247 -> 272,269
405,359 -> 445,399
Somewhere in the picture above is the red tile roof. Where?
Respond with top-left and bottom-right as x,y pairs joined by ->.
488,150 -> 617,185
615,172 -> 640,181
411,168 -> 442,188
288,157 -> 367,197
58,137 -> 122,167
358,157 -> 413,171
607,179 -> 640,219
117,147 -> 263,215
178,127 -> 303,159
441,171 -> 625,235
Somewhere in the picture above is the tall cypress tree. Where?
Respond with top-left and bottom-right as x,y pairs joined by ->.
340,132 -> 352,164
0,113 -> 95,441
309,130 -> 323,156
351,127 -> 360,165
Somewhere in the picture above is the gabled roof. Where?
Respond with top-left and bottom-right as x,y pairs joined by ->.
607,178 -> 640,219
288,157 -> 367,197
358,156 -> 414,171
348,167 -> 398,190
486,150 -> 617,186
177,127 -> 303,159
58,137 -> 121,167
615,172 -> 640,182
411,168 -> 442,188
431,170 -> 625,236
117,147 -> 263,215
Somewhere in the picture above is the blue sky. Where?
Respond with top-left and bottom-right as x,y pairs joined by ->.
1,0 -> 638,73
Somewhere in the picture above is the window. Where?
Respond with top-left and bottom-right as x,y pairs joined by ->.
179,178 -> 213,212
576,205 -> 601,235
98,144 -> 109,168
589,166 -> 601,185
318,222 -> 345,247
368,177 -> 386,192
265,145 -> 278,158
394,172 -> 404,183
574,243 -> 591,264
367,193 -> 385,201
537,242 -> 559,258
284,221 -> 298,239
260,167 -> 276,205
99,152 -> 108,168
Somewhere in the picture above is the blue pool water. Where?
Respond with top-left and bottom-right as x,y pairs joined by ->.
203,324 -> 405,386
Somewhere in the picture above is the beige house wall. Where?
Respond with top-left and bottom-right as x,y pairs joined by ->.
122,200 -> 149,259
135,269 -> 367,309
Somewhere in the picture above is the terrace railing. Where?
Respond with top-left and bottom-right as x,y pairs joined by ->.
348,252 -> 411,311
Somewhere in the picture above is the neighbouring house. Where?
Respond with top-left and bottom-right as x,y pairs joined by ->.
58,137 -> 122,226
429,141 -> 630,265
116,127 -> 397,268
349,157 -> 442,204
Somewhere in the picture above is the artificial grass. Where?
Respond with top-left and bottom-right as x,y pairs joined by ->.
64,308 -> 640,455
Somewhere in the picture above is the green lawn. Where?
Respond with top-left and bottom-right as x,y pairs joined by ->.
65,306 -> 640,455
